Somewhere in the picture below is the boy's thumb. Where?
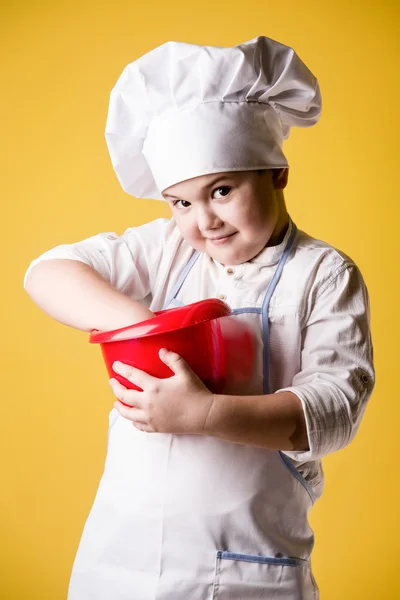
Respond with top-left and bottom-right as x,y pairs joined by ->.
159,348 -> 188,375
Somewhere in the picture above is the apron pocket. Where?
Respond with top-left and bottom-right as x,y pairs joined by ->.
212,551 -> 317,600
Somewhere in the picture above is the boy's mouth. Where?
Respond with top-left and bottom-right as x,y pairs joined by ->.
207,232 -> 237,245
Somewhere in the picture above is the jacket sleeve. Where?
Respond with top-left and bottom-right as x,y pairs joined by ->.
23,218 -> 171,301
277,263 -> 375,462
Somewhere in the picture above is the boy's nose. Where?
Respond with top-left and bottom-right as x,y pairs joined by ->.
197,207 -> 223,233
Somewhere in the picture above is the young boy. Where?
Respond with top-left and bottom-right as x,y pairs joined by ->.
24,36 -> 375,599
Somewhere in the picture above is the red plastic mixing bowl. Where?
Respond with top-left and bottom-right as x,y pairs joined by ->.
89,298 -> 255,403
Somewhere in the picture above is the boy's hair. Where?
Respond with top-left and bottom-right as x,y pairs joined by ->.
257,168 -> 277,175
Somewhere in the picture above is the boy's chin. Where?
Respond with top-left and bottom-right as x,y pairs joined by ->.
208,247 -> 255,266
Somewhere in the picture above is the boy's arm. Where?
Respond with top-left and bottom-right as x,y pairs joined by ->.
24,259 -> 155,332
110,348 -> 308,450
205,264 -> 374,460
199,264 -> 374,456
23,220 -> 173,331
203,390 -> 309,451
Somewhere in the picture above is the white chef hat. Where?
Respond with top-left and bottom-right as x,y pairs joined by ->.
105,35 -> 321,201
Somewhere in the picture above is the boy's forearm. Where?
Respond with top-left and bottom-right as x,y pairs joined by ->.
24,259 -> 154,332
203,390 -> 309,451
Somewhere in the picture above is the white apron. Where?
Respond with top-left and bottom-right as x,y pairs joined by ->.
68,221 -> 319,599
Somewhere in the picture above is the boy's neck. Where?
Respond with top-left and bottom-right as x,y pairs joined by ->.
267,206 -> 290,247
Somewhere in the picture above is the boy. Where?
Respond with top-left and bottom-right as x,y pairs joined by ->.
24,36 -> 374,599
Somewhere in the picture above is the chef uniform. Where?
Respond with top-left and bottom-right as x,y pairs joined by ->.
23,36 -> 375,599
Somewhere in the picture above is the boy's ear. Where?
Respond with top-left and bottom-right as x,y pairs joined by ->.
272,168 -> 289,190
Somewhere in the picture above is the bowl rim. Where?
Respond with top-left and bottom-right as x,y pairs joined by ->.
89,298 -> 231,344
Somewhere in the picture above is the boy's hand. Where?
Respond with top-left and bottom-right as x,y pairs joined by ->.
109,349 -> 214,435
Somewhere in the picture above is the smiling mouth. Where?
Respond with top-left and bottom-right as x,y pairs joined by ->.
207,232 -> 237,244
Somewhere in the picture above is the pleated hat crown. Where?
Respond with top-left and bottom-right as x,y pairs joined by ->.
105,35 -> 322,200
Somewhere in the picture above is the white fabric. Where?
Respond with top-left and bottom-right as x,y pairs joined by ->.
24,218 -> 374,598
105,36 -> 321,200
23,217 -> 375,466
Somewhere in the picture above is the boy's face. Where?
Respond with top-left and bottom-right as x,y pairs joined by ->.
162,169 -> 289,265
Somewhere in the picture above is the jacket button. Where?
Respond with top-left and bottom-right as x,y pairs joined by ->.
226,268 -> 235,275
218,294 -> 227,300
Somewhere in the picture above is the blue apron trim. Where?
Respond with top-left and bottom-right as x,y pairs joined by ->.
231,307 -> 262,315
216,551 -> 308,567
278,451 -> 316,503
261,221 -> 298,395
166,298 -> 185,308
163,250 -> 200,310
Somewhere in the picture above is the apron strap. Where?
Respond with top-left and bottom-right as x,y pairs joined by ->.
162,250 -> 201,310
262,219 -> 298,394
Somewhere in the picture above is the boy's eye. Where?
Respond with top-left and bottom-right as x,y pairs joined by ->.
213,186 -> 231,199
173,199 -> 191,209
171,186 -> 231,208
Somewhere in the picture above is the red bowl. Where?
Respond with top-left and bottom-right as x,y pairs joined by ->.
89,299 -> 255,402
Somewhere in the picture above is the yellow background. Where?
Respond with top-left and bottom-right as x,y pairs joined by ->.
2,0 -> 399,597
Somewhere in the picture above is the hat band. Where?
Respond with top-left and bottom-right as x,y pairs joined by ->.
143,101 -> 288,194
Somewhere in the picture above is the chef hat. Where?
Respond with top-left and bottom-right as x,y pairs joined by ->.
105,35 -> 321,201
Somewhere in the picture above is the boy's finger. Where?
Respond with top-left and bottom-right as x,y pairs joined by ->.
114,402 -> 147,423
109,379 -> 144,407
112,361 -> 154,387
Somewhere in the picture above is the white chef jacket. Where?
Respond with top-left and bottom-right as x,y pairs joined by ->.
24,216 -> 375,471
